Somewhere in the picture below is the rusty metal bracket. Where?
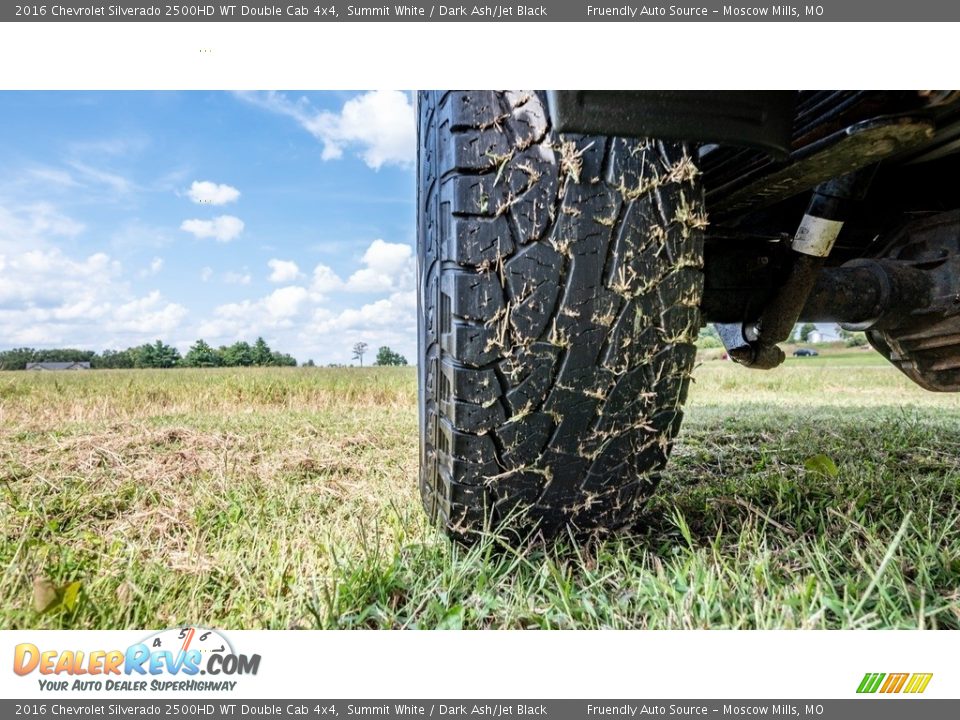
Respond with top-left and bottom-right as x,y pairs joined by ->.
709,116 -> 934,221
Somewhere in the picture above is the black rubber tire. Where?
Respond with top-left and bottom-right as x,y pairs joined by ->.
417,91 -> 706,537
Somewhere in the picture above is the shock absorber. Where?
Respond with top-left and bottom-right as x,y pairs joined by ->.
724,171 -> 873,369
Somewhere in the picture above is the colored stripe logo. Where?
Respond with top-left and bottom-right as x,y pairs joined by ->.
857,672 -> 933,694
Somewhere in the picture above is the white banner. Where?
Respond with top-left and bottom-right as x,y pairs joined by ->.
1,630 -> 954,699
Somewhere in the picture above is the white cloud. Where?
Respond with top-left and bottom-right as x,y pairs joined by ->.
0,202 -> 85,243
308,239 -> 414,296
0,205 -> 109,313
187,180 -> 240,206
298,290 -> 417,364
308,290 -> 416,334
0,203 -> 188,348
265,286 -> 309,318
237,90 -> 415,170
109,220 -> 175,251
180,215 -> 245,243
311,264 -> 344,294
196,285 -> 311,341
0,249 -> 117,307
345,239 -> 414,292
68,161 -> 133,194
106,291 -> 188,334
193,278 -> 419,365
3,215 -> 421,362
69,137 -> 146,158
223,271 -> 252,285
267,258 -> 302,283
139,257 -> 164,277
28,167 -> 79,188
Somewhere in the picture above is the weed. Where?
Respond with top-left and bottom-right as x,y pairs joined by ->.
0,363 -> 958,629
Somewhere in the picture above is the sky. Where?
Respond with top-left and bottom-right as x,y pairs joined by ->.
0,91 -> 417,365
0,91 -> 841,366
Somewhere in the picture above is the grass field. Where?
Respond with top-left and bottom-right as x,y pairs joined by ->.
2,352 -> 959,630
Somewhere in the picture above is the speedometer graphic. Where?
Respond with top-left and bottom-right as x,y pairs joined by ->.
141,626 -> 234,659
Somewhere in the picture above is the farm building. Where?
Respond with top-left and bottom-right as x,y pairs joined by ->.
25,362 -> 91,371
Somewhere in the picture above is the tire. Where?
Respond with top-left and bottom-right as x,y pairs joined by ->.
417,91 -> 705,537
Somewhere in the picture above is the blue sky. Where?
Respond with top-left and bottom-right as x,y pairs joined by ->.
0,91 -> 417,364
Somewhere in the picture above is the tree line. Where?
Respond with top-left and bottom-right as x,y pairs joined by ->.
0,339 -> 411,370
0,338 -> 296,370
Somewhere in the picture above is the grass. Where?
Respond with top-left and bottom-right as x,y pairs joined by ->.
1,358 -> 958,630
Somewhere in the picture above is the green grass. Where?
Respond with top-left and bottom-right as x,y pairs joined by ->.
1,360 -> 958,629
782,350 -> 888,367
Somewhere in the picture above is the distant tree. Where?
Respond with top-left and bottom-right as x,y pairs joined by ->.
352,342 -> 369,367
93,349 -> 136,369
132,340 -> 180,368
374,346 -> 408,366
0,338 -> 301,371
799,323 -> 817,342
0,347 -> 37,370
152,340 -> 180,368
269,351 -> 297,367
696,326 -> 722,349
36,348 -> 96,363
182,339 -> 220,367
304,359 -> 316,367
845,332 -> 868,347
252,336 -> 272,366
0,346 -> 99,367
220,341 -> 253,367
132,344 -> 153,368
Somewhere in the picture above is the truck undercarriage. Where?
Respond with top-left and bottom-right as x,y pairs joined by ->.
549,90 -> 960,390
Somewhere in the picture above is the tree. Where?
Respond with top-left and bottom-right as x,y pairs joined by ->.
799,323 -> 817,342
252,336 -> 272,366
303,359 -> 316,367
151,340 -> 180,368
220,341 -> 253,367
0,338 -> 301,371
269,351 -> 297,367
132,340 -> 180,368
374,346 -> 408,366
352,342 -> 369,367
36,348 -> 96,363
695,326 -> 722,349
182,339 -> 220,367
93,349 -> 136,369
0,348 -> 37,370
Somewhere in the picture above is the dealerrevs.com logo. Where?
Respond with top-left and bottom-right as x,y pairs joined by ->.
13,626 -> 260,692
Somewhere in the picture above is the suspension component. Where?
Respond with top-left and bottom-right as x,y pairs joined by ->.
717,172 -> 872,369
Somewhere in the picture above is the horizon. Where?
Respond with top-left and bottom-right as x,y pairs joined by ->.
0,90 -> 417,365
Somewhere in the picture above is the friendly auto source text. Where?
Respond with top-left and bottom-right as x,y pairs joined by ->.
587,5 -> 811,16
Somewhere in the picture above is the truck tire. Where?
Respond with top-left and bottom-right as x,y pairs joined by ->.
418,91 -> 705,537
